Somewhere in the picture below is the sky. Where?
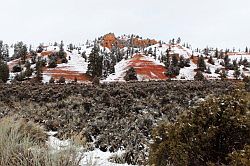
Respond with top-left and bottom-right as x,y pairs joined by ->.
0,0 -> 249,49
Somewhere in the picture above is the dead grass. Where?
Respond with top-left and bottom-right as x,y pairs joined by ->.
0,117 -> 84,166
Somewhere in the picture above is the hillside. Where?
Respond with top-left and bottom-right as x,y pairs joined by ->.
3,33 -> 250,84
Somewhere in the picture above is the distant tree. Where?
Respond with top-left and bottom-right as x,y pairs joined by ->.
30,51 -> 37,64
24,61 -> 33,78
35,57 -> 43,82
245,46 -> 248,53
48,53 -> 57,68
233,67 -> 241,80
197,55 -> 206,71
58,76 -> 65,84
220,70 -> 227,80
12,65 -> 22,73
58,41 -> 65,59
171,54 -> 179,67
176,37 -> 181,44
0,60 -> 9,83
49,77 -> 55,84
124,67 -> 137,81
37,44 -> 44,53
87,46 -> 103,77
205,67 -> 212,74
13,42 -> 27,64
224,54 -> 230,67
0,41 -> 4,60
194,71 -> 206,81
81,51 -> 87,62
179,55 -> 185,68
166,66 -> 180,77
214,48 -> 219,58
68,43 -> 74,51
208,56 -> 215,65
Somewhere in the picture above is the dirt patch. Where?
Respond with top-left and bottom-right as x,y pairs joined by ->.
43,67 -> 91,82
128,54 -> 167,80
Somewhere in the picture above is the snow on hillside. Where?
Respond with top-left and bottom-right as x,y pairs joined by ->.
43,50 -> 89,83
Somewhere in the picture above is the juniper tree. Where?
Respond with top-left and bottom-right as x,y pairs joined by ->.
0,60 -> 9,83
197,55 -> 206,71
208,56 -> 215,65
0,41 -> 3,60
179,55 -> 185,68
87,46 -> 103,77
171,54 -> 179,67
194,71 -> 206,81
124,67 -> 137,81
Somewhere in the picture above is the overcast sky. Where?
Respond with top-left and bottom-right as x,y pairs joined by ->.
0,0 -> 249,49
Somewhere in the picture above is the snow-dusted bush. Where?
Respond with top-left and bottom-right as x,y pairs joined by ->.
150,91 -> 250,166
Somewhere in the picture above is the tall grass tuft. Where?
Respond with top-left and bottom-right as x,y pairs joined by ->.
0,117 -> 83,166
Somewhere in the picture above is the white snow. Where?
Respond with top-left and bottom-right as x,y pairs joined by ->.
46,135 -> 136,166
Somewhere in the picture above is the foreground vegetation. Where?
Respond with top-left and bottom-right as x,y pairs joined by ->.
0,117 -> 82,166
0,80 -> 249,165
150,91 -> 250,166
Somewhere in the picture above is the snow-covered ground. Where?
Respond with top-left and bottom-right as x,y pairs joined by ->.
47,133 -> 136,166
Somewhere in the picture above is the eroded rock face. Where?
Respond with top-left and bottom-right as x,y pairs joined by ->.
0,80 -> 238,165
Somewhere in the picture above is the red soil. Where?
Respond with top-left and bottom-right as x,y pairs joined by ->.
41,51 -> 53,57
43,67 -> 91,82
128,54 -> 167,80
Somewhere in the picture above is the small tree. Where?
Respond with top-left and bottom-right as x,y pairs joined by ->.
49,77 -> 55,84
233,68 -> 241,80
0,60 -> 9,83
194,71 -> 206,81
197,55 -> 206,71
58,76 -> 65,84
124,67 -> 137,81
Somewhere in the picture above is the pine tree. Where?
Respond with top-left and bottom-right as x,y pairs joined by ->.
215,48 -> 219,58
35,57 -> 43,82
245,46 -> 248,53
224,54 -> 230,68
0,60 -> 9,83
233,67 -> 241,80
171,54 -> 179,67
197,55 -> 206,71
87,46 -> 103,77
208,56 -> 215,65
220,70 -> 227,80
124,67 -> 137,81
194,71 -> 206,81
179,55 -> 185,68
0,41 -> 3,60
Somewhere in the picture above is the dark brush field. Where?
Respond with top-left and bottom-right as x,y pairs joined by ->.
0,80 -> 242,165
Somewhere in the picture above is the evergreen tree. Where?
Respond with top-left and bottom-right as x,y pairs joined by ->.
208,56 -> 215,65
215,48 -> 219,58
197,55 -> 206,71
194,71 -> 206,81
245,46 -> 248,53
0,60 -> 9,83
224,54 -> 230,68
233,67 -> 241,80
48,53 -> 57,68
124,67 -> 137,81
87,46 -> 103,77
0,41 -> 3,60
179,55 -> 185,68
220,70 -> 227,80
35,57 -> 43,82
171,54 -> 179,67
